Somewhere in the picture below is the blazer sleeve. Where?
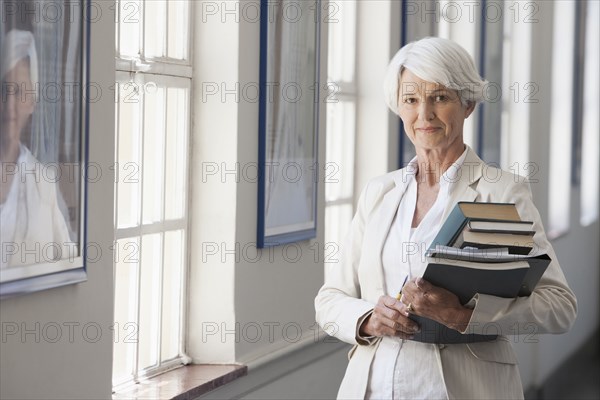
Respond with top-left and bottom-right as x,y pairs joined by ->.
314,183 -> 379,346
463,177 -> 577,336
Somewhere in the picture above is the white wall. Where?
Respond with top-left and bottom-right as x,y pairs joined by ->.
0,2 -> 115,398
187,0 -> 330,366
187,0 -> 240,364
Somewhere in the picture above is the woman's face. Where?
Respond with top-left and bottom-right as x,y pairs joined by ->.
0,59 -> 35,143
397,69 -> 474,154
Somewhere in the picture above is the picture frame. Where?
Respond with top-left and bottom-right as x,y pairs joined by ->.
257,0 -> 321,248
0,0 -> 90,298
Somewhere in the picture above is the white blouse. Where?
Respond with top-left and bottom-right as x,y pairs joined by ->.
365,149 -> 468,400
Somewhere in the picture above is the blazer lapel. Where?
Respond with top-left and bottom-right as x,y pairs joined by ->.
365,170 -> 412,296
441,146 -> 484,221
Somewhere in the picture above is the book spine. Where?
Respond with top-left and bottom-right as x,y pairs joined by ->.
467,229 -> 536,236
428,205 -> 468,250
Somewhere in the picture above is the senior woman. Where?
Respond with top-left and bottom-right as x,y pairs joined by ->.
0,29 -> 71,269
314,37 -> 576,399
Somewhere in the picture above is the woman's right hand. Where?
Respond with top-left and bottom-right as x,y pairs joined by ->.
359,295 -> 421,339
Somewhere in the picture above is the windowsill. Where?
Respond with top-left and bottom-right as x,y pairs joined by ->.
113,364 -> 247,400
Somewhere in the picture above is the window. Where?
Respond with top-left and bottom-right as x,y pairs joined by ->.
437,0 -> 479,149
325,1 -> 357,260
579,0 -> 599,226
547,0 -> 576,238
500,0 -> 532,171
113,0 -> 192,389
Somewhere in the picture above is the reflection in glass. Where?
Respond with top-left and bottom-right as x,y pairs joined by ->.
1,29 -> 75,272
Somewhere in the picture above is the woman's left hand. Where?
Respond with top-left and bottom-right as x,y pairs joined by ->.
400,277 -> 473,332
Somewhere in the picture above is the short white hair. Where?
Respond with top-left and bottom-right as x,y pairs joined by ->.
0,29 -> 38,88
383,37 -> 487,115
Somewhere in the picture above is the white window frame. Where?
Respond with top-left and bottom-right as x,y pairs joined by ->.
112,0 -> 193,390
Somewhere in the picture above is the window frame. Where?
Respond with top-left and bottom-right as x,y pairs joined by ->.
112,0 -> 194,390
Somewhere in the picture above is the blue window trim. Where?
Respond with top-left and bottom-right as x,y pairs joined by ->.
397,0 -> 409,168
477,0 -> 487,158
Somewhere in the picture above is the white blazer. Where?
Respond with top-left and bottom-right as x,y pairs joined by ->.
315,146 -> 577,399
1,146 -> 72,269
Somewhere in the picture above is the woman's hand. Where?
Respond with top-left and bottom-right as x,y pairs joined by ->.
400,277 -> 473,332
359,295 -> 421,339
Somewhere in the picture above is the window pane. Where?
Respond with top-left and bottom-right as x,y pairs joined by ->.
142,84 -> 166,224
438,1 -> 478,149
165,87 -> 189,220
118,0 -> 141,58
138,233 -> 163,371
117,78 -> 142,229
167,0 -> 189,60
500,1 -> 532,170
144,0 -> 167,58
112,237 -> 140,386
161,230 -> 184,361
327,1 -> 356,83
326,101 -> 356,202
580,0 -> 600,226
548,0 -> 575,237
325,204 -> 353,280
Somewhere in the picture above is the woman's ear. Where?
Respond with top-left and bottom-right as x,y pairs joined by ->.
464,101 -> 476,118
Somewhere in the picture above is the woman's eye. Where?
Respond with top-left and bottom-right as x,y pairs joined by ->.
404,97 -> 417,104
435,95 -> 447,102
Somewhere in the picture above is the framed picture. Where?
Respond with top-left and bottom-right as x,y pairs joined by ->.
0,0 -> 89,298
257,0 -> 321,248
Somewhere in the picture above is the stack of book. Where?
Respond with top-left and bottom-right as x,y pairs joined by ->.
409,202 -> 551,344
430,202 -> 536,255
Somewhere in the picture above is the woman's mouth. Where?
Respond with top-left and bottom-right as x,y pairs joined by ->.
416,127 -> 440,133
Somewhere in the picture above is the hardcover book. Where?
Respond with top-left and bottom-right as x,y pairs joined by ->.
408,248 -> 551,343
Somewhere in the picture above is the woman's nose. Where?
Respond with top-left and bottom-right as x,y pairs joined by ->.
417,101 -> 434,121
